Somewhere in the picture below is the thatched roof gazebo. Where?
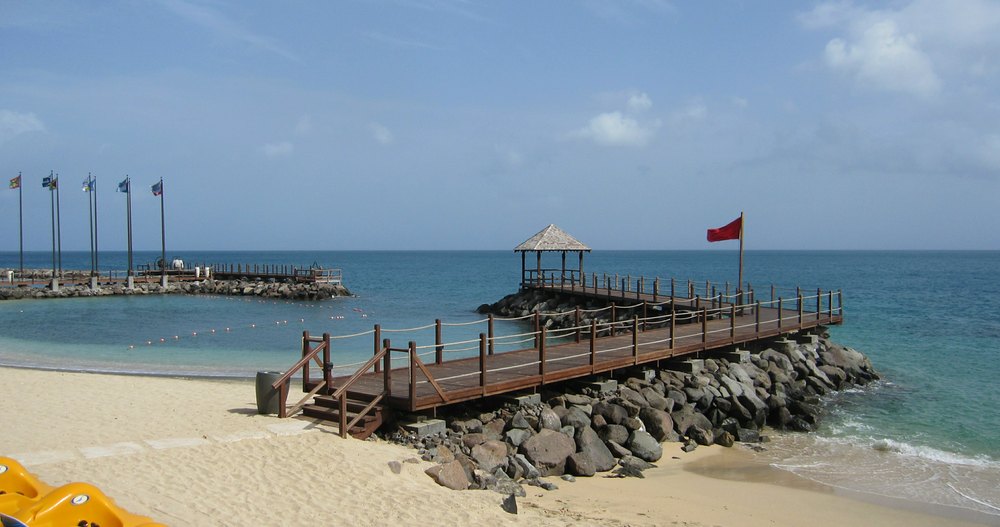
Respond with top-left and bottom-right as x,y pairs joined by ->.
514,224 -> 591,288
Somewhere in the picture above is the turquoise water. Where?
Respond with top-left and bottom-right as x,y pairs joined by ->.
2,250 -> 998,518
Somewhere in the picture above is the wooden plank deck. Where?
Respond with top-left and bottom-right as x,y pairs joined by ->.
331,287 -> 842,412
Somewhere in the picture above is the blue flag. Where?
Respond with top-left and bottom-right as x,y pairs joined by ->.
151,180 -> 162,196
118,178 -> 129,193
42,176 -> 54,189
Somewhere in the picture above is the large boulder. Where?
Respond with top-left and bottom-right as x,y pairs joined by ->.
641,387 -> 672,412
574,426 -> 616,472
599,424 -> 629,446
425,460 -> 471,490
627,430 -> 663,462
561,406 -> 591,430
592,401 -> 628,425
539,407 -> 562,431
566,452 -> 596,477
671,404 -> 713,436
638,407 -> 675,442
519,428 -> 576,476
471,440 -> 509,473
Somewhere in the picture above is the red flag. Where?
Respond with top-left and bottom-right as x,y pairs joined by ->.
707,216 -> 742,242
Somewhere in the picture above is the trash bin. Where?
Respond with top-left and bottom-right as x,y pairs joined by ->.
255,371 -> 288,415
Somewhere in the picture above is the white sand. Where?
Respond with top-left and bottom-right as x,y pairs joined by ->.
1,367 -> 989,526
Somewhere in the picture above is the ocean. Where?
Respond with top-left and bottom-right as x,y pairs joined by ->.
1,249 -> 998,521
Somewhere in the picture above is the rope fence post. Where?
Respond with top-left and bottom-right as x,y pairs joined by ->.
701,307 -> 708,345
435,319 -> 443,365
383,338 -> 391,397
533,311 -> 541,349
610,303 -> 617,336
575,307 -> 581,343
778,297 -> 783,330
755,301 -> 761,333
488,314 -> 495,355
408,341 -> 417,412
632,316 -> 639,365
729,305 -> 736,340
590,319 -> 597,374
669,303 -> 675,350
817,288 -> 822,321
374,324 -> 383,373
479,333 -> 487,396
828,291 -> 834,319
642,301 -> 648,331
539,326 -> 547,383
653,278 -> 659,302
798,294 -> 804,327
322,332 -> 332,394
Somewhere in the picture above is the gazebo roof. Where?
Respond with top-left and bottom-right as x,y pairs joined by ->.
514,224 -> 591,252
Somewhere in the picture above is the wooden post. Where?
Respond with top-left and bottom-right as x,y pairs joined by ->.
817,288 -> 822,320
302,330 -> 311,392
711,285 -> 716,309
828,291 -> 834,319
632,316 -> 639,365
374,324 -> 382,373
339,388 -> 347,438
695,295 -> 701,310
590,319 -> 597,373
653,278 -> 659,302
575,307 -> 581,343
701,307 -> 708,344
778,297 -> 783,329
322,332 -> 332,394
755,301 -> 761,333
669,303 -> 675,349
688,280 -> 694,299
797,294 -> 803,327
610,303 -> 617,336
383,338 -> 391,397
729,305 -> 736,340
642,301 -> 648,331
671,277 -> 677,299
533,311 -> 541,348
435,319 -> 444,365
408,341 -> 417,412
520,252 -> 526,287
487,314 -> 495,355
539,327 -> 547,382
838,290 -> 843,315
479,333 -> 487,395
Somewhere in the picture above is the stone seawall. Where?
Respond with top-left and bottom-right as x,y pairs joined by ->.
0,279 -> 351,301
405,288 -> 879,502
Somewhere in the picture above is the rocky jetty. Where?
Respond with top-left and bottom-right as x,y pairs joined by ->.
0,276 -> 351,301
478,288 -> 682,331
393,330 -> 878,498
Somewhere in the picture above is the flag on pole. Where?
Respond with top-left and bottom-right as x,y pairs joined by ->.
118,178 -> 130,193
151,181 -> 162,196
82,176 -> 94,192
42,176 -> 58,190
707,216 -> 742,242
8,175 -> 19,189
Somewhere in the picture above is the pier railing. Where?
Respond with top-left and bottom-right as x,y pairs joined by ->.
279,285 -> 843,415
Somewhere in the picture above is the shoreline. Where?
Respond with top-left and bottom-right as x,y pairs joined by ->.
2,365 -> 993,526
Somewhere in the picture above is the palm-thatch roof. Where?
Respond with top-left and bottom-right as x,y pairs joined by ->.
514,224 -> 591,252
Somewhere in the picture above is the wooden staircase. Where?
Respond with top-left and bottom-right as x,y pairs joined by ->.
302,392 -> 385,440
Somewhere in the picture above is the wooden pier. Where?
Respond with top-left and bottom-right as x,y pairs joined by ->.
1,263 -> 342,288
273,274 -> 842,438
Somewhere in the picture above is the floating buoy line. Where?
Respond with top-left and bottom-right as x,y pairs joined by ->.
126,293 -> 373,351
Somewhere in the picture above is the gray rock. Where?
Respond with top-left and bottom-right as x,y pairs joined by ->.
667,389 -> 687,405
450,418 -> 483,434
501,494 -> 518,514
574,426 -> 616,472
592,401 -> 628,425
509,412 -> 531,430
606,440 -> 632,458
687,425 -> 715,446
425,460 -> 470,490
618,386 -> 649,408
627,430 -> 663,462
671,404 -> 713,436
566,452 -> 596,477
388,461 -> 402,474
561,474 -> 576,482
641,387 -> 672,412
435,444 -> 456,464
561,406 -> 591,429
472,440 -> 509,472
519,428 -> 575,476
462,433 -> 488,450
564,393 -> 592,406
599,424 -> 629,446
638,407 -> 674,442
512,454 -> 540,479
505,428 -> 532,447
736,428 -> 760,443
715,430 -> 735,447
539,407 -> 562,431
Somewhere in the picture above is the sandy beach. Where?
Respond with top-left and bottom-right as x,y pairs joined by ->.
1,366 -> 990,526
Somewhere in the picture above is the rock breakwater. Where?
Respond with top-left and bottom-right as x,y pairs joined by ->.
393,329 -> 878,498
0,277 -> 350,301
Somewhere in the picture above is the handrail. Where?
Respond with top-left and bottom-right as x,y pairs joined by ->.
331,348 -> 386,400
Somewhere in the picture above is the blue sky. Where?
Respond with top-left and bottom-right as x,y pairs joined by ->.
1,0 -> 998,251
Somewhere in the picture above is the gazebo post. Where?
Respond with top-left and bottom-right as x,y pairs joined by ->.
536,251 -> 542,285
561,251 -> 566,285
521,251 -> 526,288
578,251 -> 584,284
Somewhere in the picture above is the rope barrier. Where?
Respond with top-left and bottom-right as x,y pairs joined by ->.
381,323 -> 437,333
440,318 -> 489,327
328,329 -> 376,340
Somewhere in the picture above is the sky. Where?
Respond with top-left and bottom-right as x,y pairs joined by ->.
1,0 -> 999,251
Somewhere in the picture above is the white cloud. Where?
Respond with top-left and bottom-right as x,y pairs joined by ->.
369,122 -> 394,145
627,92 -> 652,113
262,141 -> 293,157
156,0 -> 300,62
824,19 -> 940,97
0,109 -> 45,143
575,111 -> 658,147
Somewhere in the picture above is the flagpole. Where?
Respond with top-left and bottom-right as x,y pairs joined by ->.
738,211 -> 745,303
94,175 -> 99,279
17,172 -> 23,276
55,174 -> 62,278
159,178 -> 166,286
126,176 -> 133,285
48,171 -> 56,283
87,175 -> 94,276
